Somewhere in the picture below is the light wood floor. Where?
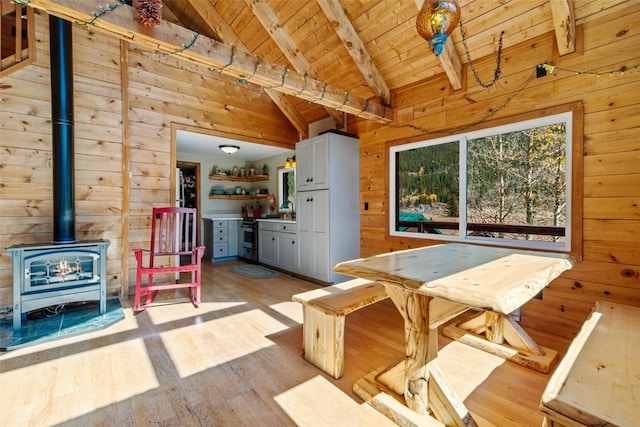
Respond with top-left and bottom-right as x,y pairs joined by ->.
0,260 -> 570,426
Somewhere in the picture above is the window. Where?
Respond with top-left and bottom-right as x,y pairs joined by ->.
1,2 -> 35,77
390,112 -> 573,252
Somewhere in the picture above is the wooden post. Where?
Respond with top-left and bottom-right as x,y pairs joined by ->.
384,285 -> 431,414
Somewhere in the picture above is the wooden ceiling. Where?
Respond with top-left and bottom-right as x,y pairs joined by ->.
26,0 -> 628,136
159,0 -> 624,135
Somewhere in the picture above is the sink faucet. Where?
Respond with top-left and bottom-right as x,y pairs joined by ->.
280,200 -> 294,220
280,200 -> 292,210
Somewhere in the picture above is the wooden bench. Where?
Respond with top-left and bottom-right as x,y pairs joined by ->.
292,278 -> 389,379
540,300 -> 640,426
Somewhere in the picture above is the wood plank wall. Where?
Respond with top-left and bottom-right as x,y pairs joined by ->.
0,12 -> 297,303
350,3 -> 640,339
125,41 -> 297,292
0,5 -> 638,342
0,17 -> 125,302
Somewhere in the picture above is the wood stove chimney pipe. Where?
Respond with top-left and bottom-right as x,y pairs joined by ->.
49,15 -> 75,243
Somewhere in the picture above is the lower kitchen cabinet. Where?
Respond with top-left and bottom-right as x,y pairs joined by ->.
276,232 -> 297,271
258,220 -> 298,271
258,229 -> 277,266
205,218 -> 239,262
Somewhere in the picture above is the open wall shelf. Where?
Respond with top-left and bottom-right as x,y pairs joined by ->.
209,174 -> 269,182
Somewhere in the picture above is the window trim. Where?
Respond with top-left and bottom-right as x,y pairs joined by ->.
388,103 -> 583,258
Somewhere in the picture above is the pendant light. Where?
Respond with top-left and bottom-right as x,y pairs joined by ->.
416,0 -> 461,57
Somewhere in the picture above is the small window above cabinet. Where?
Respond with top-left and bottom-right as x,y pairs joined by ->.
277,167 -> 295,213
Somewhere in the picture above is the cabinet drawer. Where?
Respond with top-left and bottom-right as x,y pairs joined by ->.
259,221 -> 278,231
213,220 -> 228,228
276,223 -> 296,233
214,226 -> 228,236
214,234 -> 228,243
213,243 -> 228,258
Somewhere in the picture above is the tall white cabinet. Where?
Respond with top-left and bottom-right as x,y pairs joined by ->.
296,131 -> 359,283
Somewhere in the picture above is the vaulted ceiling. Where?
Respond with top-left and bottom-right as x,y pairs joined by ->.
27,0 -> 627,137
160,0 -> 610,136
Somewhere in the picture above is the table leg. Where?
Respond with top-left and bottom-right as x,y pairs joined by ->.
384,285 -> 431,414
381,285 -> 477,426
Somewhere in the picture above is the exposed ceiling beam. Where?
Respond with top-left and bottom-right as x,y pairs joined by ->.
160,1 -> 183,27
415,0 -> 462,91
550,0 -> 576,56
317,0 -> 391,106
187,0 -> 309,138
244,0 -> 345,128
25,0 -> 393,123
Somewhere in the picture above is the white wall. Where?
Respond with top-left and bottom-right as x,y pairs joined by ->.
177,150 -> 294,216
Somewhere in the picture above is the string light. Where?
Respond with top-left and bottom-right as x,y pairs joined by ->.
75,0 -> 126,28
238,56 -> 261,84
155,33 -> 199,57
49,0 -> 383,118
262,65 -> 289,90
391,69 -> 537,136
209,44 -> 235,72
294,73 -> 308,95
392,61 -> 640,136
542,63 -> 639,77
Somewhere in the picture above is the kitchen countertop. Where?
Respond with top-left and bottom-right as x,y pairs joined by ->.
202,212 -> 242,220
256,218 -> 296,224
202,213 -> 295,224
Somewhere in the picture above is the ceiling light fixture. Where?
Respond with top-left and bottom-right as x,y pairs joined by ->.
416,0 -> 461,57
219,144 -> 240,155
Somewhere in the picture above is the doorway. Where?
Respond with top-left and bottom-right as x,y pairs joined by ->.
177,161 -> 201,246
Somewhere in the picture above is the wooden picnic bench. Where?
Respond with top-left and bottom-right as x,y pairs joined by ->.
540,300 -> 640,427
292,278 -> 389,379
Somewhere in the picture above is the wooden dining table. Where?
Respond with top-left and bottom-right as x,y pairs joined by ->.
333,243 -> 573,426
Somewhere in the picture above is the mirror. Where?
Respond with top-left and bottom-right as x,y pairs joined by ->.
277,166 -> 296,213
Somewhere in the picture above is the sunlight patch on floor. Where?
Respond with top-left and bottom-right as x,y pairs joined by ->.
437,340 -> 507,401
274,375 -> 397,427
269,300 -> 303,324
3,338 -> 158,426
159,308 -> 287,378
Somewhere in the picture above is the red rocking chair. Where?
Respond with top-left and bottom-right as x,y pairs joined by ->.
133,207 -> 205,311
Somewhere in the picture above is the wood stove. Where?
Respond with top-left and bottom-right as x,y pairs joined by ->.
7,240 -> 110,331
5,17 -> 112,332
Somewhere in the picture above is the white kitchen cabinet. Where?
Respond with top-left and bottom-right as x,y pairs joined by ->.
208,219 -> 240,262
258,220 -> 298,271
276,232 -> 297,271
297,189 -> 329,281
228,220 -> 238,257
296,134 -> 329,191
258,228 -> 277,266
296,131 -> 359,284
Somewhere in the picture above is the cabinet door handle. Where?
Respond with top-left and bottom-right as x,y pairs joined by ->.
272,237 -> 275,241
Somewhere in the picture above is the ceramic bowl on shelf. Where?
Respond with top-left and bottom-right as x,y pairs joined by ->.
211,189 -> 225,195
